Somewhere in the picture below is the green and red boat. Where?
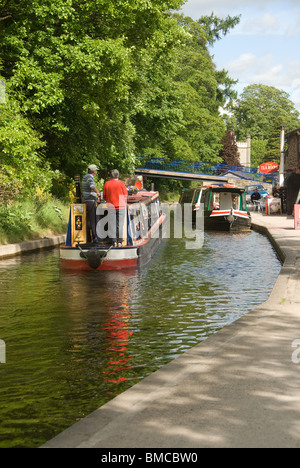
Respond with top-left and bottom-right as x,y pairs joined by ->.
180,184 -> 251,231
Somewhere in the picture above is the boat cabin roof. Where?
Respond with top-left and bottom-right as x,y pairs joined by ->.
203,185 -> 245,194
180,184 -> 246,198
180,184 -> 247,206
127,190 -> 159,205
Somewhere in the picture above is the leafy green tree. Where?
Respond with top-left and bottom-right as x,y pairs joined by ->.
233,84 -> 300,141
264,117 -> 285,163
155,13 -> 239,163
0,0 -> 240,199
0,0 -> 185,178
0,79 -> 55,196
251,139 -> 268,168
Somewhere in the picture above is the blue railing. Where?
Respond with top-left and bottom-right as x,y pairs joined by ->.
136,157 -> 277,182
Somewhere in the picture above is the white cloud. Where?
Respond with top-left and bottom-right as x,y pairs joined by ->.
227,53 -> 277,84
224,53 -> 300,109
241,13 -> 279,34
181,0 -> 300,110
253,65 -> 284,85
181,0 -> 279,17
225,53 -> 274,77
221,10 -> 300,37
181,0 -> 299,16
182,1 -> 300,37
291,89 -> 300,110
283,13 -> 300,37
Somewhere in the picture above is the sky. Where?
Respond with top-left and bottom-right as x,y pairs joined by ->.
180,0 -> 300,111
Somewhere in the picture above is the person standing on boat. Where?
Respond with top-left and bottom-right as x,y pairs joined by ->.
82,164 -> 101,242
103,169 -> 128,246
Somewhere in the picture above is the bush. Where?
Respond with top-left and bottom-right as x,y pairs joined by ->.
0,196 -> 69,244
0,170 -> 23,205
0,204 -> 34,242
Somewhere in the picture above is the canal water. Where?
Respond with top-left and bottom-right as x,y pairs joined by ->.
0,231 -> 281,448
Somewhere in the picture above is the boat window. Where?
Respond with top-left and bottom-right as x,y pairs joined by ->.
240,195 -> 245,211
128,205 -> 143,241
232,194 -> 240,210
181,191 -> 194,204
213,193 -> 220,209
194,190 -> 201,204
203,190 -> 213,210
150,199 -> 160,226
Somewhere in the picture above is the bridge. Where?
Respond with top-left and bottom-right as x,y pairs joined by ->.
135,157 -> 268,184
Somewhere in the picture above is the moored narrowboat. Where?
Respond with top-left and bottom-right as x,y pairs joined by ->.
60,190 -> 166,271
179,184 -> 251,231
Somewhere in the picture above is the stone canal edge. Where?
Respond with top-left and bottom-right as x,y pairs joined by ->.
0,235 -> 66,260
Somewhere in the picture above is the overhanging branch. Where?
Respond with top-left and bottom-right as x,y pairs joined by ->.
0,15 -> 12,22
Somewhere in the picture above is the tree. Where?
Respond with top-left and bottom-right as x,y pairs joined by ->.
233,84 -> 300,141
264,117 -> 285,163
218,130 -> 241,166
198,13 -> 241,46
0,0 -> 186,178
156,13 -> 239,163
251,139 -> 268,168
0,0 -> 240,196
0,77 -> 55,196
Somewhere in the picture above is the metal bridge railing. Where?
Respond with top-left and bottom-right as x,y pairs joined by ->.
136,157 -> 269,182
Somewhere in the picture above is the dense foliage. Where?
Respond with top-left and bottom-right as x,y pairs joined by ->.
0,0 -> 240,202
227,84 -> 300,164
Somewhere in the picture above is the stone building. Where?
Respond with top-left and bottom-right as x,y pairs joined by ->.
237,134 -> 251,167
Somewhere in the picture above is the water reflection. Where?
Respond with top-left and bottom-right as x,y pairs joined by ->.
0,231 -> 281,447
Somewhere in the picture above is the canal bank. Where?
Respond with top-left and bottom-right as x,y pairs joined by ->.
0,235 -> 66,260
41,212 -> 300,448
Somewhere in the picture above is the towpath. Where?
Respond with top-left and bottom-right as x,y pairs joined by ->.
42,212 -> 300,448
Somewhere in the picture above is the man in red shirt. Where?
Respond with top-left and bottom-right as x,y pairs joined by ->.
103,169 -> 128,246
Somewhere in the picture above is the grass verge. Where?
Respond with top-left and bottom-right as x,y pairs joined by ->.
0,197 -> 69,245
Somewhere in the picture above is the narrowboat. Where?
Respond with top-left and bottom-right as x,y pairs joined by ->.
60,190 -> 166,271
179,184 -> 251,231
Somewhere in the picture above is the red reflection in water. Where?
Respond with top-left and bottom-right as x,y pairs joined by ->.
102,300 -> 134,385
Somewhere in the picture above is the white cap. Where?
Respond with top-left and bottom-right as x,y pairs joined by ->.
88,164 -> 99,172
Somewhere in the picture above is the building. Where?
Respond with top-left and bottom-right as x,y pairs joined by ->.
285,128 -> 300,173
284,128 -> 300,215
237,134 -> 251,168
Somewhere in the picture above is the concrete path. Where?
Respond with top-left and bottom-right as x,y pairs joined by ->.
42,213 -> 300,448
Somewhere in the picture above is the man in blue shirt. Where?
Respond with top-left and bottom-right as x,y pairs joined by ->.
82,164 -> 101,242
